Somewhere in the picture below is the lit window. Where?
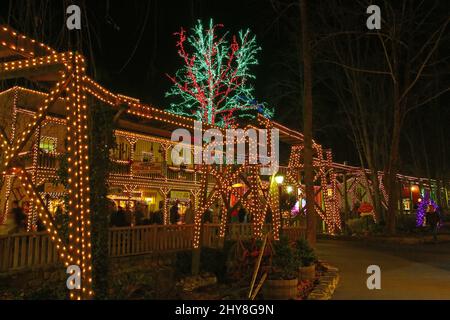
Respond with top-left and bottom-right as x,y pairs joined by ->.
39,136 -> 57,153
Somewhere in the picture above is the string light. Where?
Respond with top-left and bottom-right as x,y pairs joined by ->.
0,175 -> 13,225
1,26 -> 444,302
0,25 -> 56,57
15,167 -> 72,266
165,19 -> 273,127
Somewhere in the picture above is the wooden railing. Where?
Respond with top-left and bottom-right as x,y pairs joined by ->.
0,224 -> 305,272
0,232 -> 59,272
281,226 -> 306,241
109,224 -> 194,257
38,152 -> 59,169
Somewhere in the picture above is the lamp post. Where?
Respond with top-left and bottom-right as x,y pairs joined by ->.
286,186 -> 293,194
275,175 -> 284,185
275,174 -> 284,227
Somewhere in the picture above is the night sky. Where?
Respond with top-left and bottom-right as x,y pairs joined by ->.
0,0 -> 448,176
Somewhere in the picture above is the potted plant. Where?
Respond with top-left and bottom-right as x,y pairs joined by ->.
263,237 -> 299,300
296,238 -> 317,281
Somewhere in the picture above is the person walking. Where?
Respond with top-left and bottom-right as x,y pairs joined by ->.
426,204 -> 439,243
184,204 -> 194,224
11,201 -> 26,232
170,200 -> 180,224
231,206 -> 239,223
151,210 -> 163,225
115,206 -> 127,227
152,201 -> 164,225
134,204 -> 144,226
238,206 -> 247,223
124,206 -> 133,226
202,208 -> 212,224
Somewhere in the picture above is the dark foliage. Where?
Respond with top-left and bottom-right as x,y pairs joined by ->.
89,100 -> 116,299
295,238 -> 316,267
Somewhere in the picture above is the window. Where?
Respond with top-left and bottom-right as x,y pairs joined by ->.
39,136 -> 57,153
113,142 -> 131,160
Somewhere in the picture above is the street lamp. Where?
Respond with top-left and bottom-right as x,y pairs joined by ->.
286,185 -> 293,194
275,175 -> 284,185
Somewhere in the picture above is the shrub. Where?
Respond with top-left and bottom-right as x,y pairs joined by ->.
368,221 -> 385,234
346,216 -> 378,234
396,214 -> 420,234
23,281 -> 67,300
295,238 -> 316,267
175,246 -> 230,282
200,248 -> 227,281
109,272 -> 156,300
270,236 -> 299,280
175,251 -> 192,277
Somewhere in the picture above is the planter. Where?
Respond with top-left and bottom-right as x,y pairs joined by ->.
298,264 -> 316,281
262,278 -> 298,300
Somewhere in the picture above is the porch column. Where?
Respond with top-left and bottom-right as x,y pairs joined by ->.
29,124 -> 41,231
409,181 -> 414,213
160,187 -> 171,225
399,179 -> 404,215
343,168 -> 348,221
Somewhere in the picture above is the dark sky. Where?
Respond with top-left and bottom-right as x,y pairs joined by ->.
83,0 -> 354,162
89,1 -> 284,108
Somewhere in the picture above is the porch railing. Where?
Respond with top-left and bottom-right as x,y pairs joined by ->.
0,232 -> 59,272
108,224 -> 194,257
0,223 -> 305,272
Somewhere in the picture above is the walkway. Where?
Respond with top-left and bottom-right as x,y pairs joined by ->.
316,239 -> 450,299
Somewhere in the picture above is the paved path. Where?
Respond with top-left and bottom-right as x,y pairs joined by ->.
316,239 -> 450,299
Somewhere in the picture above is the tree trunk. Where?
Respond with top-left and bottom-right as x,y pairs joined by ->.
371,172 -> 383,222
300,0 -> 316,246
386,102 -> 401,234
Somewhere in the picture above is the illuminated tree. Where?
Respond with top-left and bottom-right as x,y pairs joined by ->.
166,19 -> 273,127
416,191 -> 438,227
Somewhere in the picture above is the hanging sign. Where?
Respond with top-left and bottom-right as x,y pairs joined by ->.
170,190 -> 191,201
358,202 -> 374,214
132,161 -> 162,175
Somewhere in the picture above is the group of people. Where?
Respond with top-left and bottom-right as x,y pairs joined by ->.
230,205 -> 249,223
170,200 -> 196,224
10,197 -> 252,231
110,200 -> 208,226
109,201 -> 149,227
108,200 -> 253,226
170,202 -> 251,225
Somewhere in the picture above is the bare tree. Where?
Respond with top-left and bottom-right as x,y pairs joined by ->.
300,0 -> 317,245
316,0 -> 449,233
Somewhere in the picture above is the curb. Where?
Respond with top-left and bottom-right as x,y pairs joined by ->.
307,261 -> 339,300
318,234 -> 450,245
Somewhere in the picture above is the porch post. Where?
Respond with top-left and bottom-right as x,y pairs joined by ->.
399,179 -> 404,215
